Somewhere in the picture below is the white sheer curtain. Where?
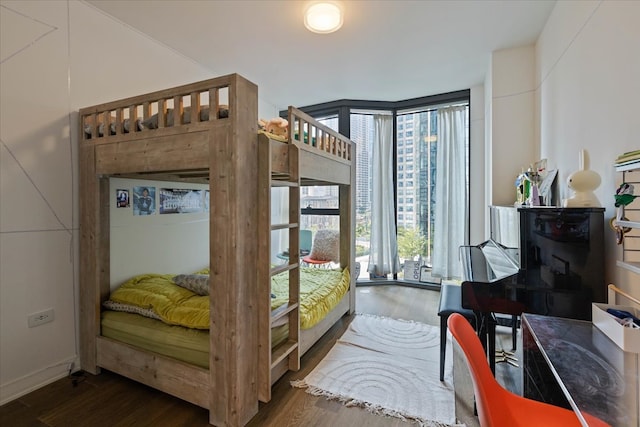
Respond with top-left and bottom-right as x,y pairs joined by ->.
432,105 -> 468,279
368,114 -> 400,276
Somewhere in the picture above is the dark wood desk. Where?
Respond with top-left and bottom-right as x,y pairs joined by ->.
522,313 -> 639,427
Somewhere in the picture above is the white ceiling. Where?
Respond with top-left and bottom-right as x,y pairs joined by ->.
86,0 -> 556,110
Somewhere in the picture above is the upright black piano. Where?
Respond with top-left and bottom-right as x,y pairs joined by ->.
460,207 -> 606,370
483,206 -> 606,319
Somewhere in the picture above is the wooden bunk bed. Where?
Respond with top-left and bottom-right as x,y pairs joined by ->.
79,73 -> 356,426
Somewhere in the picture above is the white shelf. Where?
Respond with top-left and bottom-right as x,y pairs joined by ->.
615,159 -> 640,277
617,220 -> 640,230
615,159 -> 640,172
617,260 -> 640,275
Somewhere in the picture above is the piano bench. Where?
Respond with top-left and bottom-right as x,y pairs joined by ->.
438,283 -> 476,382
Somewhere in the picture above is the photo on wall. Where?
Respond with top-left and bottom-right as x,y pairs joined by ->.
133,186 -> 156,216
116,189 -> 130,208
159,188 -> 204,214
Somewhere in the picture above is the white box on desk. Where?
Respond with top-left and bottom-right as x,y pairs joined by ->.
592,303 -> 640,353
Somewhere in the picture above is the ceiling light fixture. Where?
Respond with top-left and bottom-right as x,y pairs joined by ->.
304,2 -> 343,34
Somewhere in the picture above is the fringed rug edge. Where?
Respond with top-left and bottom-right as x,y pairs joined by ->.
290,379 -> 466,427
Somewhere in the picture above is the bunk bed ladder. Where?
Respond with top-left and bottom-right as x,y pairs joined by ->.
257,136 -> 301,402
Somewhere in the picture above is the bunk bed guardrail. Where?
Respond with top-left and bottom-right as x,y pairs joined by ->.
80,76 -> 353,170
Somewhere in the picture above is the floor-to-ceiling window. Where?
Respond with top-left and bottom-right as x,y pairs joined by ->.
396,109 -> 438,276
290,91 -> 470,285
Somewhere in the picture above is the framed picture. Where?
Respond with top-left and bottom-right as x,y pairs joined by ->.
159,188 -> 204,214
116,189 -> 129,208
133,186 -> 156,216
539,169 -> 558,206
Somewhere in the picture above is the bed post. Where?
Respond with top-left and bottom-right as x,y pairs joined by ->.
340,144 -> 357,314
78,115 -> 111,375
209,74 -> 260,426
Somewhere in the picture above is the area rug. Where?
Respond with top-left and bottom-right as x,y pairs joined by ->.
291,313 -> 464,427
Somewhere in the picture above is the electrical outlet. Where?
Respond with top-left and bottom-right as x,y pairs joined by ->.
28,308 -> 54,328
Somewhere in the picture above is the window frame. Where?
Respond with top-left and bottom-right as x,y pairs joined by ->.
281,90 -> 471,285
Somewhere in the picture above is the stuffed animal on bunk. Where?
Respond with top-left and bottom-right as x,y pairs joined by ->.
612,182 -> 639,244
258,117 -> 289,141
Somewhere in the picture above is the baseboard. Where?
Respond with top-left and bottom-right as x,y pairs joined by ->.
0,355 -> 78,406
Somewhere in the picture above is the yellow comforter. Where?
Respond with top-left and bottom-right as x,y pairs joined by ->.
107,267 -> 350,330
271,267 -> 350,329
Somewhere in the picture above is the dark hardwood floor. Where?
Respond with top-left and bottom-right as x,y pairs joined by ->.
1,285 -> 521,426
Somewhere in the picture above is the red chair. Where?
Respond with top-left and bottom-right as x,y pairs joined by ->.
447,313 -> 611,427
301,256 -> 332,267
302,229 -> 339,268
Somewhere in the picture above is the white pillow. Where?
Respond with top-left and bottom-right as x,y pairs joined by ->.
309,229 -> 340,262
173,274 -> 210,296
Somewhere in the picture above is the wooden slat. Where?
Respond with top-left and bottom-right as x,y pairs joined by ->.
191,92 -> 200,124
287,143 -> 301,371
128,105 -> 137,134
624,253 -> 640,264
209,87 -> 220,122
158,99 -> 166,129
95,131 -> 210,175
78,74 -> 234,117
104,111 -> 112,137
143,101 -> 151,121
269,138 -> 289,175
270,340 -> 298,369
96,337 -> 209,408
84,119 -> 225,146
300,294 -> 350,355
114,109 -> 122,136
271,180 -> 299,187
624,236 -> 640,250
300,150 -> 351,184
271,222 -> 299,231
79,128 -> 111,375
98,178 -> 111,303
173,95 -> 183,125
270,263 -> 296,277
270,303 -> 299,325
623,209 -> 640,223
341,138 -> 357,314
257,131 -> 273,403
269,357 -> 289,386
79,140 -> 99,374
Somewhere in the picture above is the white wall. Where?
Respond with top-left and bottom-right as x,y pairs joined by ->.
109,178 -> 209,288
535,0 -> 640,299
489,45 -> 537,206
0,0 -> 275,404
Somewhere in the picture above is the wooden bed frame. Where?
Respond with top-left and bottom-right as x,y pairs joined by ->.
79,74 -> 356,426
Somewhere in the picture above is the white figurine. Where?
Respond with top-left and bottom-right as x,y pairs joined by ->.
563,149 -> 601,208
